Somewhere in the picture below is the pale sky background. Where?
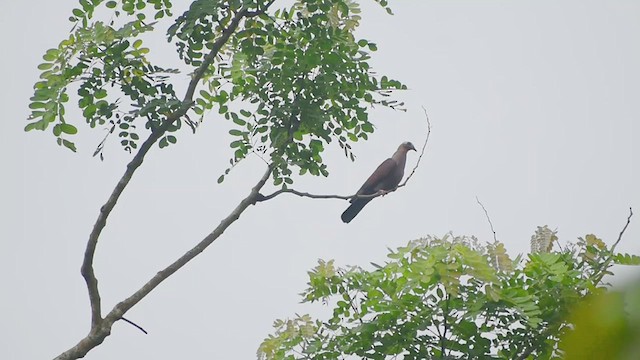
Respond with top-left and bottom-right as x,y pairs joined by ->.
1,1 -> 638,359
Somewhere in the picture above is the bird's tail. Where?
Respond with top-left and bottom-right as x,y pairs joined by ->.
341,198 -> 372,223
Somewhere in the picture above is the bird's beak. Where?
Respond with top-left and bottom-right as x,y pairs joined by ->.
410,144 -> 416,151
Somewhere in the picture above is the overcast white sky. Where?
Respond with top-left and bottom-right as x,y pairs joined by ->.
1,1 -> 638,359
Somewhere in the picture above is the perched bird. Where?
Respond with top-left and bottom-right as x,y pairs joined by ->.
341,141 -> 416,223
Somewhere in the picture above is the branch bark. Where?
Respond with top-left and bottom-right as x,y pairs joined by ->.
56,166 -> 272,360
62,7 -> 267,360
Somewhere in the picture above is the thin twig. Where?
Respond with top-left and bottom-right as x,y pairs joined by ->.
398,106 -> 431,187
611,207 -> 633,252
345,291 -> 364,325
440,293 -> 450,359
476,196 -> 498,243
591,207 -> 633,286
121,317 -> 148,335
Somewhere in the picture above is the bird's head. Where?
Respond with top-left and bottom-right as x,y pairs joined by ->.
400,141 -> 416,152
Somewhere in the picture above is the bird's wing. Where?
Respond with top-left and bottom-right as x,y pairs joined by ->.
354,158 -> 397,196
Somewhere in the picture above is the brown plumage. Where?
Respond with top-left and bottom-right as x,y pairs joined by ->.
341,141 -> 416,223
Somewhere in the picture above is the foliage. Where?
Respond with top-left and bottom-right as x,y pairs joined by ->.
26,0 -> 406,185
26,0 -> 178,154
560,280 -> 640,360
258,232 -> 640,359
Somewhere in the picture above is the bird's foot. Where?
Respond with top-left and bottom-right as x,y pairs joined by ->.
377,189 -> 390,197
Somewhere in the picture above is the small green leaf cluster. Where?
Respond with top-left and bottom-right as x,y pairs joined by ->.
259,232 -> 639,359
167,0 -> 240,66
71,0 -> 173,27
27,0 -> 178,155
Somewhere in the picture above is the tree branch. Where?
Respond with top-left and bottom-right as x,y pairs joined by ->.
102,164 -> 273,319
80,103 -> 192,329
65,7 -> 263,360
610,207 -> 633,253
256,187 -> 388,202
440,293 -> 449,359
56,165 -> 273,360
591,207 -> 633,286
256,107 -> 432,203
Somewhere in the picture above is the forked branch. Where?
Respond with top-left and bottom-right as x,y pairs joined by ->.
56,165 -> 273,360
63,7 -> 269,360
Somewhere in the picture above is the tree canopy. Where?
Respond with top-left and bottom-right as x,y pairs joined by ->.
27,0 -> 405,185
258,223 -> 639,359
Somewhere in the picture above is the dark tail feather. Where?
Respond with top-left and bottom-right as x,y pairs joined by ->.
341,198 -> 372,223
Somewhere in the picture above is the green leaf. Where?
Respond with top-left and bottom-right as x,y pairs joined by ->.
29,102 -> 46,109
94,89 -> 108,99
53,124 -> 62,136
24,122 -> 41,132
42,49 -> 59,62
613,253 -> 640,266
38,62 -> 54,70
62,139 -> 77,152
361,122 -> 374,133
60,123 -> 78,135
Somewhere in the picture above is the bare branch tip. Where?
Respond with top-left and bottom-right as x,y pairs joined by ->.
400,106 -> 432,186
121,317 -> 148,335
476,196 -> 498,243
613,207 -> 634,249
